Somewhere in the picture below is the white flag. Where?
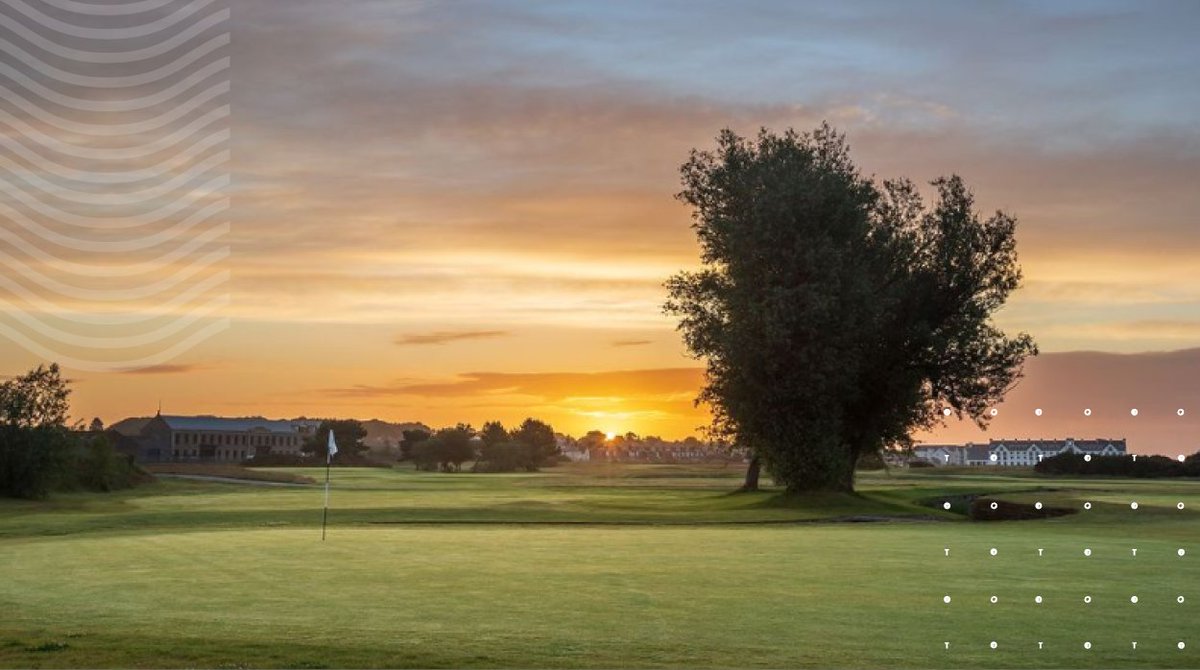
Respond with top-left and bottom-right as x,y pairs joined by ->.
327,430 -> 338,460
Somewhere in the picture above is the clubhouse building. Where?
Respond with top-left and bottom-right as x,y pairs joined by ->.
913,438 -> 1127,467
110,413 -> 320,463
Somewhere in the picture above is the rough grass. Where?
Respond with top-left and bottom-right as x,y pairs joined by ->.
0,464 -> 1196,668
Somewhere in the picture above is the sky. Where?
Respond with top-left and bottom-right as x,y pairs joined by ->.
1,0 -> 1199,450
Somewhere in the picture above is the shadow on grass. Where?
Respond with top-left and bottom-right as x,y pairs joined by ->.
747,489 -> 945,521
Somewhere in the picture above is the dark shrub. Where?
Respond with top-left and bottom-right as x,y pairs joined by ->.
475,441 -> 540,472
71,433 -> 150,492
0,425 -> 71,499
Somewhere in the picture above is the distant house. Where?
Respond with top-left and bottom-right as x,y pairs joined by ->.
590,440 -> 721,463
911,444 -> 963,466
111,413 -> 320,463
557,434 -> 590,462
912,438 -> 1127,467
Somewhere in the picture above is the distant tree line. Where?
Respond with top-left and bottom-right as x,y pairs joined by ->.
569,429 -> 741,464
240,416 -> 562,472
399,418 -> 559,472
0,363 -> 149,499
1035,452 -> 1200,478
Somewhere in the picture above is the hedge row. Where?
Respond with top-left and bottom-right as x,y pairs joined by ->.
1034,452 -> 1200,478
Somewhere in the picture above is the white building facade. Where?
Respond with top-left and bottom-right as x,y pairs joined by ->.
913,438 -> 1127,467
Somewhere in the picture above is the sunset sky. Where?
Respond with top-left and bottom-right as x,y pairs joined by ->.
2,1 -> 1199,451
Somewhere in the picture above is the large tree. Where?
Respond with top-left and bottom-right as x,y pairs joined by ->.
510,418 -> 558,467
664,125 -> 1037,493
398,428 -> 431,462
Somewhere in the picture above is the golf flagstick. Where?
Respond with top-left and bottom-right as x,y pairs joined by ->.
322,429 -> 337,541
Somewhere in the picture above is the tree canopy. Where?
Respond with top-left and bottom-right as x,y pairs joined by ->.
399,428 -> 431,462
479,421 -> 510,448
307,419 -> 369,461
0,363 -> 70,430
511,418 -> 558,466
665,124 -> 1037,493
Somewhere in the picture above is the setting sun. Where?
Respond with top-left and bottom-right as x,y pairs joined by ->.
605,431 -> 616,441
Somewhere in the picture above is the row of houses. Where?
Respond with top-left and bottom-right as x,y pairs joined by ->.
108,413 -> 320,463
556,434 -> 731,463
912,438 -> 1127,467
571,445 -> 731,463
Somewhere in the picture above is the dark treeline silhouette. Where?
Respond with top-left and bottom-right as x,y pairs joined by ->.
1035,452 -> 1200,478
399,418 -> 559,473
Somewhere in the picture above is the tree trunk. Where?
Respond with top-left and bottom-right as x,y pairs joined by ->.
740,454 -> 761,492
839,445 -> 859,492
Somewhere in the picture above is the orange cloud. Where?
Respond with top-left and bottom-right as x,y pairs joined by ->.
395,330 -> 509,346
116,363 -> 213,375
325,367 -> 705,402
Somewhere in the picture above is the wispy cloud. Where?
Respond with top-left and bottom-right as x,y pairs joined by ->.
395,330 -> 510,346
303,350 -> 1200,449
1061,320 -> 1200,341
116,363 -> 212,375
612,339 -> 653,347
323,367 -> 704,402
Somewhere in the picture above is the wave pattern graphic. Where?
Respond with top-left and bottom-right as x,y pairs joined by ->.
0,0 -> 229,371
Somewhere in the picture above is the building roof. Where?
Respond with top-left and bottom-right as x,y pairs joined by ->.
913,444 -> 959,452
991,438 -> 1125,453
154,415 -> 319,434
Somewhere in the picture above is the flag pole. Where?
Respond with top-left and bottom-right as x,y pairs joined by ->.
321,450 -> 331,541
322,428 -> 337,541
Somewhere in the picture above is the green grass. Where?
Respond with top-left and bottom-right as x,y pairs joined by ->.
0,464 -> 1196,668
